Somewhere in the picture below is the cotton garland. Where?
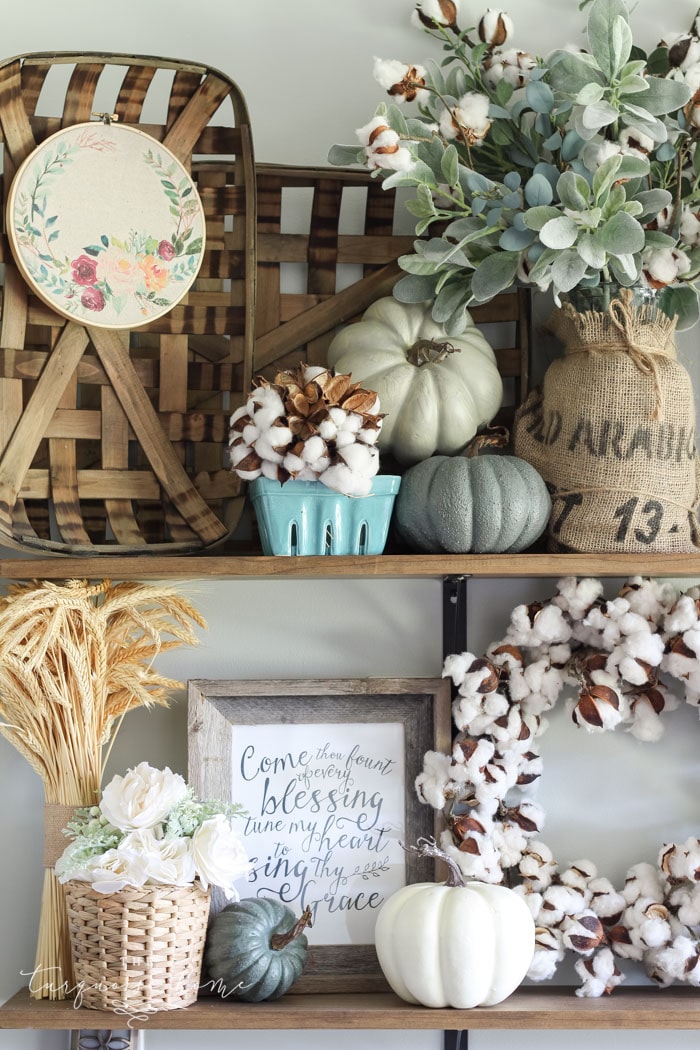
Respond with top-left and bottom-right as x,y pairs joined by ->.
417,576 -> 700,997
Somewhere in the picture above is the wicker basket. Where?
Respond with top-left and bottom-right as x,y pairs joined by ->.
65,880 -> 211,1012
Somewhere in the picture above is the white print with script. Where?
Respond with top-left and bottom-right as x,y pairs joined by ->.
231,722 -> 405,944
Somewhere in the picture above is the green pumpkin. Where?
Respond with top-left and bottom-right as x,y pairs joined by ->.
394,454 -> 551,554
205,897 -> 311,1002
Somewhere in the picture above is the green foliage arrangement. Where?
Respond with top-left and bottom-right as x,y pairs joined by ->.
330,0 -> 700,330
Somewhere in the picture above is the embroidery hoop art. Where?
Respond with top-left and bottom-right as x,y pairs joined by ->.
419,575 -> 700,996
6,119 -> 206,330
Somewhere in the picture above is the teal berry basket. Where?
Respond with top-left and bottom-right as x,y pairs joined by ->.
249,476 -> 401,556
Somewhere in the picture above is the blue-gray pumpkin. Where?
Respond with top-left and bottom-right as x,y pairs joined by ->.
205,898 -> 311,1002
394,454 -> 551,554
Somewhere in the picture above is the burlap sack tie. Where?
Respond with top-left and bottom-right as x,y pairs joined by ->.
567,291 -> 667,422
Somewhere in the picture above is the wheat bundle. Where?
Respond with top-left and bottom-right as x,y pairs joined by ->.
0,578 -> 206,1000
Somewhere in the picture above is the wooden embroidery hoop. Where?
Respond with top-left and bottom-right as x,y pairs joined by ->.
6,115 -> 206,330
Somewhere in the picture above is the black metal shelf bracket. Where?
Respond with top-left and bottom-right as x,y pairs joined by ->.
441,575 -> 470,1050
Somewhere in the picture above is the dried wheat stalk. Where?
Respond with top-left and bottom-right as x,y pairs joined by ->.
0,578 -> 206,999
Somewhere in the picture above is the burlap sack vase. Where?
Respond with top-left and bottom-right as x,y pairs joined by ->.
514,287 -> 700,553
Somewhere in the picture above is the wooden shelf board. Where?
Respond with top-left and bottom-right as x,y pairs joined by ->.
2,987 -> 700,1031
1,552 -> 700,581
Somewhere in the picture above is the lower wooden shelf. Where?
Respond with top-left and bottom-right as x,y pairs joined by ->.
2,987 -> 700,1031
2,551 -> 700,581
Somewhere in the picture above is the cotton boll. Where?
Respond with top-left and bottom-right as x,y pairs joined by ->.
562,911 -> 605,954
671,885 -> 700,927
453,734 -> 496,777
318,419 -> 338,442
334,429 -> 358,449
527,945 -> 563,982
490,821 -> 528,868
541,883 -> 588,924
659,837 -> 700,882
282,452 -> 306,476
533,604 -> 572,644
513,885 -> 544,920
575,948 -> 624,997
588,877 -> 626,922
623,577 -> 677,619
242,422 -> 260,446
507,799 -> 544,837
338,442 -> 379,476
629,698 -> 666,742
252,404 -> 286,431
665,594 -> 699,633
655,935 -> 700,985
357,427 -> 380,444
629,900 -> 672,949
644,945 -> 679,987
296,466 -> 320,482
260,460 -> 282,481
415,750 -> 457,808
341,412 -> 363,434
229,403 -> 251,427
623,862 -> 664,905
442,651 -> 479,686
554,577 -> 604,619
519,841 -> 558,891
505,665 -> 530,705
253,432 -> 287,463
319,463 -> 372,496
327,406 -> 347,426
560,860 -> 597,895
301,434 -> 328,465
683,627 -> 700,657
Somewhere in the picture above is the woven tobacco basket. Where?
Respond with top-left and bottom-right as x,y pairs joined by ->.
65,880 -> 211,1012
0,52 -> 256,554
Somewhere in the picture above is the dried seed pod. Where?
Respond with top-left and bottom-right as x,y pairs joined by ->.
572,685 -> 620,730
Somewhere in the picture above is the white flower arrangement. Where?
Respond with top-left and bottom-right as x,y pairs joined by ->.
417,576 -> 700,995
330,0 -> 700,330
56,762 -> 251,900
228,364 -> 383,497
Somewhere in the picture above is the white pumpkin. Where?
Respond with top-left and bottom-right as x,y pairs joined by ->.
375,877 -> 535,1009
326,297 -> 503,466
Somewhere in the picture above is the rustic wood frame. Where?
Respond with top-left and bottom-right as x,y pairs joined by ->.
187,676 -> 452,993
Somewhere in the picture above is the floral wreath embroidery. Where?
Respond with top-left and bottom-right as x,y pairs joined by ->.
417,576 -> 700,997
10,127 -> 203,324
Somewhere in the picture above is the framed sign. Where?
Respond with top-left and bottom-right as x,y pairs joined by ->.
7,121 -> 205,329
187,677 -> 451,992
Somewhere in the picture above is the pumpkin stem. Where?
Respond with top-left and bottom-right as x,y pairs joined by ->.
401,836 -> 465,888
464,425 -> 510,458
406,338 -> 460,366
270,906 -> 313,951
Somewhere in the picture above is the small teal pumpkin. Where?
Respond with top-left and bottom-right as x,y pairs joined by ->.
394,454 -> 551,554
204,897 -> 311,1002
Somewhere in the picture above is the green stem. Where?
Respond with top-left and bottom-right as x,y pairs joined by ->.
270,906 -> 313,950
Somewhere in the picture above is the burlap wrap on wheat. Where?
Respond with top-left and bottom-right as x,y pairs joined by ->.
514,291 -> 700,552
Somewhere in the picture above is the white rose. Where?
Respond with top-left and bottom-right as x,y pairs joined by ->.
118,828 -> 196,886
191,815 -> 251,899
99,762 -> 188,832
87,847 -> 151,894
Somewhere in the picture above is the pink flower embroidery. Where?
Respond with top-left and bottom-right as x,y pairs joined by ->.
71,254 -> 99,286
81,286 -> 105,311
157,240 -> 176,261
